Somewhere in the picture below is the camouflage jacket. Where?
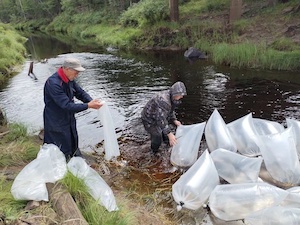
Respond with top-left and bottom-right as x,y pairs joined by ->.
141,81 -> 187,135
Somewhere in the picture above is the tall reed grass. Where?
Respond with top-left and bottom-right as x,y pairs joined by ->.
213,42 -> 300,71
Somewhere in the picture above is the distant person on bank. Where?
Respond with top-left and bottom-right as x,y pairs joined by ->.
43,58 -> 103,160
141,81 -> 187,154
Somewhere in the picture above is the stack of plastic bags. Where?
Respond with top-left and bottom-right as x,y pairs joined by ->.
11,143 -> 118,212
11,144 -> 67,201
172,150 -> 219,211
171,108 -> 300,223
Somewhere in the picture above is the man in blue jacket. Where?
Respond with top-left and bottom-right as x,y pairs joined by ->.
141,81 -> 187,154
43,58 -> 103,160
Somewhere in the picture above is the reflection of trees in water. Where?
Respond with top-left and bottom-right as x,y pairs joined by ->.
224,77 -> 300,124
24,34 -> 72,61
22,34 -> 300,129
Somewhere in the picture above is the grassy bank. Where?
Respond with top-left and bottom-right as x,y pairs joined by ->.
0,123 -> 174,225
2,0 -> 299,72
37,0 -> 300,71
0,123 -> 134,224
0,23 -> 27,87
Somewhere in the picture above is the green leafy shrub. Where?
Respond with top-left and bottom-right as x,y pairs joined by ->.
119,0 -> 169,27
205,0 -> 230,12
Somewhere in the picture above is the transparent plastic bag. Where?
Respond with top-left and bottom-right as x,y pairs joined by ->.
204,109 -> 236,152
11,144 -> 67,201
37,143 -> 68,183
172,150 -> 219,211
209,183 -> 288,221
98,101 -> 120,161
245,206 -> 300,225
210,148 -> 262,184
256,127 -> 300,186
67,157 -> 118,212
286,118 -> 300,159
11,160 -> 49,201
227,113 -> 261,156
253,118 -> 284,135
281,186 -> 300,208
170,122 -> 206,167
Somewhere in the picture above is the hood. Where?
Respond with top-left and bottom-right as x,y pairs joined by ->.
170,81 -> 187,98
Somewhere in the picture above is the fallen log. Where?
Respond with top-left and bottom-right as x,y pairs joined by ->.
46,183 -> 89,225
0,130 -> 10,137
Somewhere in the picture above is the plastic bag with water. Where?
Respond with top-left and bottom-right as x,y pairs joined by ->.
98,101 -> 120,161
256,127 -> 300,186
67,157 -> 118,212
11,143 -> 67,201
210,148 -> 263,184
227,113 -> 261,156
172,150 -> 219,211
244,206 -> 300,225
205,109 -> 237,152
281,186 -> 300,207
170,122 -> 206,167
286,118 -> 300,159
208,182 -> 288,221
252,118 -> 284,135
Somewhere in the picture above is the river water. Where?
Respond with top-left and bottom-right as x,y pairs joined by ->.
1,34 -> 300,224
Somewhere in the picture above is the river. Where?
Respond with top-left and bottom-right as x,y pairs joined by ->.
1,33 -> 300,224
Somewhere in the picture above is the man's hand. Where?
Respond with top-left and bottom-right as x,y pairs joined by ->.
88,99 -> 103,109
167,132 -> 177,146
174,120 -> 182,126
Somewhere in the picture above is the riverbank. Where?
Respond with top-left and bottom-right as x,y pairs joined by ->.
20,0 -> 300,71
0,24 -> 27,87
0,122 -> 176,225
1,1 -> 299,77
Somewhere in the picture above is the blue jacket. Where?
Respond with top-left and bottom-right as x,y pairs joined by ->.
43,70 -> 92,156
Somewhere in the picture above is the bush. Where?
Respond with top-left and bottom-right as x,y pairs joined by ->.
205,0 -> 230,12
119,0 -> 169,27
0,23 -> 26,81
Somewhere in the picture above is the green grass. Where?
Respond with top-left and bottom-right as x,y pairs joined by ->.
0,123 -> 136,225
179,0 -> 206,15
212,42 -> 300,71
204,0 -> 230,12
119,0 -> 169,28
0,176 -> 27,222
61,172 -> 136,225
82,24 -> 143,48
0,123 -> 39,167
0,23 -> 27,85
271,37 -> 300,51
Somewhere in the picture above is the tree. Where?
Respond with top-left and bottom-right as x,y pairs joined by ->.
0,0 -> 18,23
169,0 -> 179,22
229,0 -> 242,24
